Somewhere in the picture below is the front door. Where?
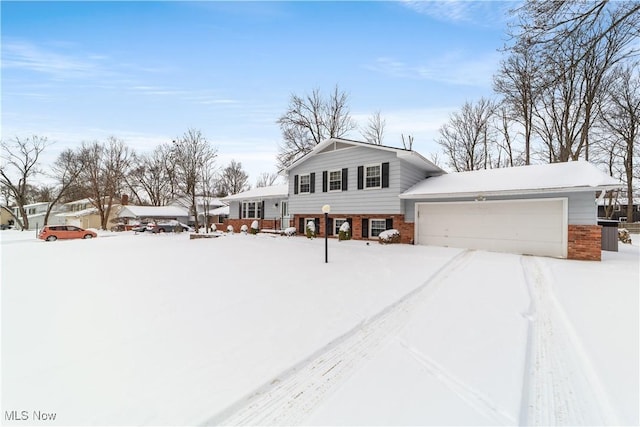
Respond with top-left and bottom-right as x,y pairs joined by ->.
281,200 -> 290,229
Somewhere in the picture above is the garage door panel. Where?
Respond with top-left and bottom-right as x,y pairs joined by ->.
416,199 -> 567,258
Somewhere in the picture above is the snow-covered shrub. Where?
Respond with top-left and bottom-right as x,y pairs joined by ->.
378,229 -> 400,244
338,221 -> 351,241
250,220 -> 259,235
619,228 -> 632,244
210,223 -> 217,232
240,224 -> 249,234
226,225 -> 234,234
284,227 -> 297,237
306,220 -> 316,239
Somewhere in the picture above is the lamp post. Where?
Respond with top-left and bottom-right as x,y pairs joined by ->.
322,204 -> 331,263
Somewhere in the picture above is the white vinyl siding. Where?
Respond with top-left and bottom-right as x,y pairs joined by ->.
289,146 -> 401,215
403,191 -> 597,224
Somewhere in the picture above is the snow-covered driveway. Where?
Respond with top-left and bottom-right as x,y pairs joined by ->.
1,230 -> 638,426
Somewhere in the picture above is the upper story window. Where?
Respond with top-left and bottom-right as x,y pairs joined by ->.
365,164 -> 381,189
329,170 -> 342,191
299,174 -> 311,194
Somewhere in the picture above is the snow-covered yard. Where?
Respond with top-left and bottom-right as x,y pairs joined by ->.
1,229 -> 638,426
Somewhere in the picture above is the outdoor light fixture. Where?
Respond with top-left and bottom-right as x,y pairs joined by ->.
322,204 -> 331,263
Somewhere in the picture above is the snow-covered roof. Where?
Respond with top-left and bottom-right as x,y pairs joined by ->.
56,207 -> 98,217
211,205 -> 230,216
400,161 -> 621,200
223,184 -> 289,201
285,138 -> 444,174
117,205 -> 189,218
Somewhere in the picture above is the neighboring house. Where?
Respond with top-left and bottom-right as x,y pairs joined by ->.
285,138 -> 443,241
55,198 -> 120,230
223,184 -> 289,231
12,202 -> 65,230
117,205 -> 190,225
400,161 -> 620,261
169,196 -> 228,227
1,206 -> 15,227
597,196 -> 640,222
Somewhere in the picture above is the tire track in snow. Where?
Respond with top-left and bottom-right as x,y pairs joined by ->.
204,250 -> 474,426
520,256 -> 619,426
398,342 -> 517,425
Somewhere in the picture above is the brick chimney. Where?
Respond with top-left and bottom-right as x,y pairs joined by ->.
121,194 -> 129,206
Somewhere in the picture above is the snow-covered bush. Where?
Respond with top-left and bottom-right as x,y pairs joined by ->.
250,220 -> 259,235
227,225 -> 234,233
338,221 -> 351,241
210,223 -> 217,232
284,227 -> 297,237
306,220 -> 316,239
240,224 -> 249,234
378,229 -> 400,244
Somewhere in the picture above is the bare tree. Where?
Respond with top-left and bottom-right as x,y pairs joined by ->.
437,98 -> 497,172
493,105 -> 521,168
598,64 -> 640,222
494,45 -> 540,165
401,134 -> 414,150
220,160 -> 250,195
256,172 -> 279,188
276,85 -> 356,169
128,144 -> 178,206
171,129 -> 218,232
0,135 -> 49,229
361,111 -> 386,145
77,137 -> 133,230
42,149 -> 83,225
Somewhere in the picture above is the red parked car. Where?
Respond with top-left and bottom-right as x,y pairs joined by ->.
38,225 -> 97,241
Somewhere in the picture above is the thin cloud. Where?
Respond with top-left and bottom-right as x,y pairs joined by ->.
400,0 -> 514,26
366,51 -> 501,87
2,40 -> 106,79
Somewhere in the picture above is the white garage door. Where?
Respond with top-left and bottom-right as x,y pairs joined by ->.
415,198 -> 568,258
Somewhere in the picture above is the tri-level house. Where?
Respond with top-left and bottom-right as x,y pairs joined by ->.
224,137 -> 620,261
286,138 -> 444,243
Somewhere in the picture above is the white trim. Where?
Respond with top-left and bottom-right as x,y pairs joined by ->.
364,163 -> 382,190
370,218 -> 386,238
298,173 -> 311,194
328,169 -> 342,192
241,200 -> 262,219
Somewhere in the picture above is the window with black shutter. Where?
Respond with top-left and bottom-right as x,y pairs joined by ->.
362,218 -> 369,238
294,175 -> 299,194
357,166 -> 364,189
322,171 -> 328,192
342,168 -> 348,191
382,162 -> 390,188
310,172 -> 316,193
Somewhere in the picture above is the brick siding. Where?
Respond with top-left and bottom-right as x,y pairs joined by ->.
568,224 -> 602,261
223,218 -> 280,232
292,214 -> 414,244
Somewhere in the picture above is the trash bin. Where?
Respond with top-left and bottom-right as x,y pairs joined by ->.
598,220 -> 618,252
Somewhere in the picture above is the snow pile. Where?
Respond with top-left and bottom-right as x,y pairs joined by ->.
284,227 -> 297,236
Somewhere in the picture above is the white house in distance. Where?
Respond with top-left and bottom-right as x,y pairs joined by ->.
223,138 -> 620,261
12,202 -> 65,230
223,184 -> 289,231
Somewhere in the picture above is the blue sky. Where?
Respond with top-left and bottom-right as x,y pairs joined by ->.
2,1 -> 515,183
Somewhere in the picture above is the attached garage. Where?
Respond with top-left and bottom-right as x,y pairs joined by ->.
401,161 -> 622,260
415,198 -> 567,258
